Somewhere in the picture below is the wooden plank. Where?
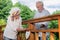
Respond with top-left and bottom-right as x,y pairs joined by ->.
28,23 -> 35,40
31,29 -> 58,32
22,14 -> 60,24
0,33 -> 3,40
17,35 -> 21,40
0,26 -> 3,40
50,32 -> 54,40
42,32 -> 46,40
28,32 -> 35,40
35,32 -> 39,40
58,16 -> 60,40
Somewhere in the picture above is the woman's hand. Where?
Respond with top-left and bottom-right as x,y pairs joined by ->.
16,28 -> 30,32
16,28 -> 27,32
16,28 -> 21,31
25,28 -> 30,31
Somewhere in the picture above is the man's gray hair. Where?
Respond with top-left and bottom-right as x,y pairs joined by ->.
9,7 -> 21,15
36,1 -> 43,6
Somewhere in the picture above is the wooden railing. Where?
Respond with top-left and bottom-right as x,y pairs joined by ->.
0,14 -> 60,40
22,14 -> 60,40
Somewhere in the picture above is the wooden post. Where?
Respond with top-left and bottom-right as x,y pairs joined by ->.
28,23 -> 35,40
17,35 -> 21,40
35,32 -> 39,40
58,16 -> 60,40
42,32 -> 46,40
28,23 -> 35,30
50,32 -> 54,40
0,26 -> 3,40
28,32 -> 35,40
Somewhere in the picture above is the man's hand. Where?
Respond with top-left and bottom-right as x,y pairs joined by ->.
40,24 -> 46,28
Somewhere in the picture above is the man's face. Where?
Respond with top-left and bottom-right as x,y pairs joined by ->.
36,3 -> 43,11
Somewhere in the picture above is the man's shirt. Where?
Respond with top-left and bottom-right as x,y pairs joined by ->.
34,9 -> 50,29
34,9 -> 50,37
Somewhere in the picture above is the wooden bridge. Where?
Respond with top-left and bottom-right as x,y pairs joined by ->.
0,14 -> 60,40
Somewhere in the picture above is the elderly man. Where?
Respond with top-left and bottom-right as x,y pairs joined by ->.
34,1 -> 50,40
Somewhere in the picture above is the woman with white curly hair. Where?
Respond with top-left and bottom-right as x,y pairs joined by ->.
3,7 -> 27,40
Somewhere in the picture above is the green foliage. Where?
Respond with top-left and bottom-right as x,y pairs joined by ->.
48,20 -> 58,29
0,0 -> 13,25
0,0 -> 13,19
0,19 -> 6,26
53,10 -> 60,14
48,10 -> 60,29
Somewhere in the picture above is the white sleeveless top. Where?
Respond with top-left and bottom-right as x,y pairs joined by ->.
4,16 -> 23,39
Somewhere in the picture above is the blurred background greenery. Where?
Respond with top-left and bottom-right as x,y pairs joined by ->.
0,0 -> 60,40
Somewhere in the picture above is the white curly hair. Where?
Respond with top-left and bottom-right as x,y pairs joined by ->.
36,1 -> 44,6
9,7 -> 21,16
